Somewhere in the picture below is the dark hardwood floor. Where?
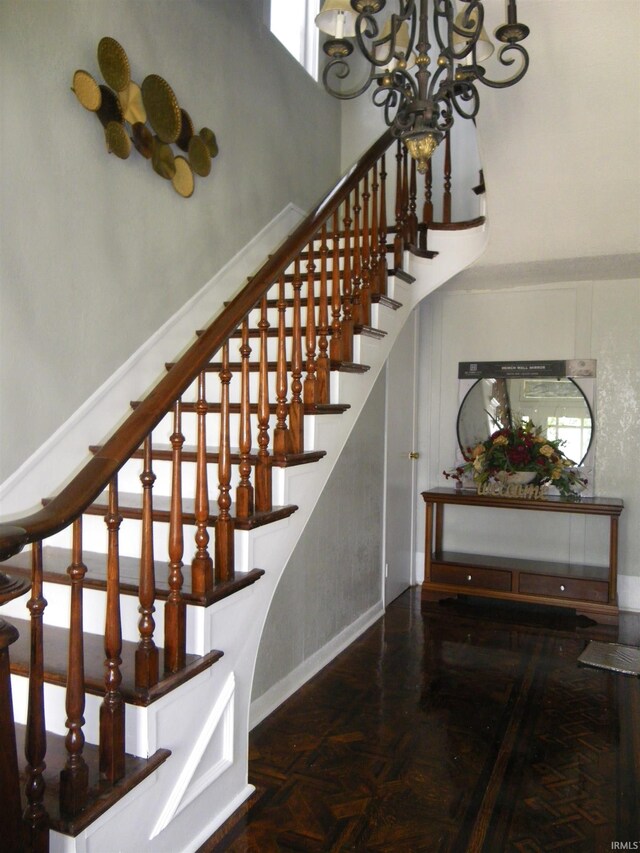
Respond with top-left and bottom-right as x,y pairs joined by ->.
201,590 -> 640,852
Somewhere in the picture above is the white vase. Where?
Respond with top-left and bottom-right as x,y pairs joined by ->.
498,471 -> 537,485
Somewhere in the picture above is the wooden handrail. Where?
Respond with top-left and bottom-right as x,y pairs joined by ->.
0,128 -> 395,563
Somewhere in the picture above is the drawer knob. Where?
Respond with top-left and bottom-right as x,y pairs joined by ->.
467,574 -> 472,582
560,584 -> 566,592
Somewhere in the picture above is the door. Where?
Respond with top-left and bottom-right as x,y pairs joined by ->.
384,309 -> 419,605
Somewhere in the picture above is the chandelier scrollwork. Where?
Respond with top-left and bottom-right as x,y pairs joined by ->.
315,0 -> 530,172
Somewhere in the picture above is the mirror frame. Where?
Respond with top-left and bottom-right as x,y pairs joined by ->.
456,376 -> 595,466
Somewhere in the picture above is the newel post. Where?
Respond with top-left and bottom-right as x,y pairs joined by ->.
0,615 -> 26,852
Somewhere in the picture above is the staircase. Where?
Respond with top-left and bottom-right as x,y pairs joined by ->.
0,129 -> 488,852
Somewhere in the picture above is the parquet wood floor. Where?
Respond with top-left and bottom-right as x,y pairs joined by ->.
201,591 -> 640,852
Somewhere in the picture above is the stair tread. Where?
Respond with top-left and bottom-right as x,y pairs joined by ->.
4,545 -> 265,606
9,616 -> 223,706
390,267 -> 416,284
371,293 -> 402,311
14,722 -> 171,837
196,325 -> 387,339
91,444 -> 327,468
131,400 -> 350,416
167,359 -> 370,374
75,494 -> 299,531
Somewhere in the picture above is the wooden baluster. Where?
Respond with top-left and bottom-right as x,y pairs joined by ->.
378,153 -> 388,295
165,401 -> 186,672
402,144 -> 410,245
191,372 -> 213,596
255,298 -> 273,512
304,239 -> 318,406
23,541 -> 49,852
370,161 -> 380,298
341,193 -> 354,362
329,210 -> 343,362
423,156 -> 433,226
273,275 -> 291,455
59,519 -> 89,817
0,615 -> 24,850
394,140 -> 404,269
216,341 -> 235,581
408,156 -> 418,247
136,436 -> 159,690
360,171 -> 372,327
350,186 -> 362,327
316,223 -> 331,404
100,478 -> 125,783
236,318 -> 254,517
289,258 -> 305,454
422,157 -> 433,251
443,130 -> 452,224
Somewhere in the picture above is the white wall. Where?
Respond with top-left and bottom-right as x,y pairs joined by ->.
416,273 -> 640,610
252,371 -> 386,703
0,0 -> 341,482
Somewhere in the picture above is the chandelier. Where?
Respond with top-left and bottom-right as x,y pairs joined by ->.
315,0 -> 530,172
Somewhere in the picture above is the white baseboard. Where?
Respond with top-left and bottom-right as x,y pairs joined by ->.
0,204 -> 304,517
249,600 -> 385,730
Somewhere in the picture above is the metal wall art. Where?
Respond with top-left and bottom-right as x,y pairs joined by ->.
72,37 -> 219,198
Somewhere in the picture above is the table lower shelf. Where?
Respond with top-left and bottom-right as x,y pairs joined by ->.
424,551 -> 618,623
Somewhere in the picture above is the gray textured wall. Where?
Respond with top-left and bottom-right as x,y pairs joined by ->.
0,0 -> 340,481
252,371 -> 386,699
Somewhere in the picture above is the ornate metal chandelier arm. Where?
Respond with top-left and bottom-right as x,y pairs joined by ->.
352,3 -> 417,70
431,0 -> 456,56
321,57 -> 379,101
372,72 -> 416,127
447,81 -> 481,121
424,60 -> 449,107
474,42 -> 530,89
352,9 -> 382,63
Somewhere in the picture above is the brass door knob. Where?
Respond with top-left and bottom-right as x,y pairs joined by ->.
409,452 -> 419,459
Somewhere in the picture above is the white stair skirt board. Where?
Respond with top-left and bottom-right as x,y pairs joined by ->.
150,673 -> 236,840
0,203 -> 305,517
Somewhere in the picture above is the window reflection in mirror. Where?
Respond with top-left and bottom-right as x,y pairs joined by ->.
457,377 -> 594,465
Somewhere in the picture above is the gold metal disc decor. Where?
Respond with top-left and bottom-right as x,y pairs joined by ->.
152,138 -> 176,180
188,134 -> 211,177
97,36 -> 130,93
72,36 -> 219,197
118,81 -> 146,125
131,122 -> 153,159
172,156 -> 195,198
141,74 -> 181,144
72,70 -> 102,112
105,121 -> 131,159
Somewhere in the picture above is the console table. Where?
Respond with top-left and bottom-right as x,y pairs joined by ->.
422,488 -> 623,623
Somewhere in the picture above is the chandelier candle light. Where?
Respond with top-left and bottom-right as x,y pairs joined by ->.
315,0 -> 530,172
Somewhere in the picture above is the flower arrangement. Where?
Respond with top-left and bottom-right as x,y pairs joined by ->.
443,418 -> 588,497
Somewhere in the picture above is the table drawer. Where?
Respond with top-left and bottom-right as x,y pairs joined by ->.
518,573 -> 608,603
431,563 -> 511,592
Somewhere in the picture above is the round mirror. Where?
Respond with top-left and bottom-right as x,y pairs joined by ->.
457,377 -> 594,465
